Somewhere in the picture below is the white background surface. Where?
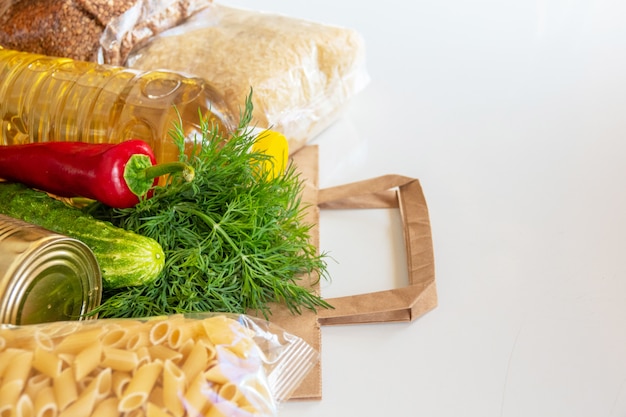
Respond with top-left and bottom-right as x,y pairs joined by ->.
223,1 -> 626,415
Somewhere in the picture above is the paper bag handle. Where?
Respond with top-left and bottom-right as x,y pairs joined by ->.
317,175 -> 437,325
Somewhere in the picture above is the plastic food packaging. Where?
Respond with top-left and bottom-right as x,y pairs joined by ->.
0,0 -> 213,63
0,313 -> 318,416
0,46 -> 234,164
124,3 -> 370,153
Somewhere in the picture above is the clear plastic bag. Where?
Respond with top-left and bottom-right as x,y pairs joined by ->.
0,313 -> 318,416
123,3 -> 370,153
98,0 -> 214,65
0,0 -> 212,62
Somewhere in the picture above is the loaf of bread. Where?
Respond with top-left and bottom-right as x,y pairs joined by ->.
0,0 -> 212,63
0,0 -> 136,61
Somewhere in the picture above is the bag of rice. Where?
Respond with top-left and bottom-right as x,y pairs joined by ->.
124,3 -> 370,153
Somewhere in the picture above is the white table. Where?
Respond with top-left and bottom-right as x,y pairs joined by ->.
223,1 -> 626,415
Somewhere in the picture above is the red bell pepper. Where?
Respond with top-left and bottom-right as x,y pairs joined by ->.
0,140 -> 194,208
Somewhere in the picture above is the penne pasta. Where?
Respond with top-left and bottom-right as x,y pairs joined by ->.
0,380 -> 23,417
58,368 -> 106,417
147,386 -> 165,409
177,338 -> 195,358
0,348 -> 23,378
11,335 -> 37,351
203,365 -> 230,386
218,382 -> 243,403
54,328 -> 102,354
90,397 -> 118,417
148,320 -> 171,345
200,317 -> 254,359
118,361 -> 163,412
24,374 -> 50,399
204,405 -> 221,417
125,331 -> 149,351
197,339 -> 217,363
53,368 -> 78,411
3,350 -> 34,387
181,342 -> 208,382
162,316 -> 188,348
182,372 -> 209,417
135,347 -> 151,368
111,371 -> 132,399
72,342 -> 102,381
33,386 -> 57,417
91,368 -> 113,402
146,402 -> 175,417
100,328 -> 128,349
56,353 -> 75,369
16,394 -> 35,417
0,314 -> 281,417
77,375 -> 94,392
124,408 -> 147,417
200,317 -> 232,344
57,394 -> 94,417
166,326 -> 188,350
146,345 -> 183,364
32,347 -> 63,378
33,331 -> 55,352
162,360 -> 185,417
101,348 -> 139,372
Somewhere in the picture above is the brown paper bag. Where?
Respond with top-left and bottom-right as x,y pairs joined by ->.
260,146 -> 323,400
318,174 -> 438,325
272,146 -> 437,400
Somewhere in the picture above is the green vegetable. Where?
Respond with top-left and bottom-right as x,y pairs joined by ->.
89,95 -> 332,319
0,182 -> 165,289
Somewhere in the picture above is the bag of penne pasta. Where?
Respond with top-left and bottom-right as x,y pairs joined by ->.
0,313 -> 319,417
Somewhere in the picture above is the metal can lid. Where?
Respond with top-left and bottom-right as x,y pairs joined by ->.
0,235 -> 102,325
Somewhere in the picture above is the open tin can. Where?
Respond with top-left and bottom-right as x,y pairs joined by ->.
0,214 -> 102,325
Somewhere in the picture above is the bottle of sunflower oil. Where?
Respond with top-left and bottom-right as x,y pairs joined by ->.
0,46 -> 235,163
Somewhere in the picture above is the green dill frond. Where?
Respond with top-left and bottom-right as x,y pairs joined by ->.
91,93 -> 331,319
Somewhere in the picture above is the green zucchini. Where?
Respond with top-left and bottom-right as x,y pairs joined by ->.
0,182 -> 165,289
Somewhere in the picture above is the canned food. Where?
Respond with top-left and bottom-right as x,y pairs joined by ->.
0,214 -> 102,325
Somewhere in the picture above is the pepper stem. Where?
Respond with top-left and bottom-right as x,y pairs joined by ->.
141,161 -> 195,183
124,154 -> 195,198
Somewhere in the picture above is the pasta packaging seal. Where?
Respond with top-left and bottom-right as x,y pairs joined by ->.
0,313 -> 318,417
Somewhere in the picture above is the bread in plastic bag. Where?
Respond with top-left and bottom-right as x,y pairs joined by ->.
0,313 -> 318,416
0,0 -> 212,62
124,3 -> 370,153
98,0 -> 214,65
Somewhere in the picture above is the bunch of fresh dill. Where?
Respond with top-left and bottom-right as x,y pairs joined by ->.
90,96 -> 331,319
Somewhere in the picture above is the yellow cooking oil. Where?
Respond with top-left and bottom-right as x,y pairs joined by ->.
0,46 -> 235,163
